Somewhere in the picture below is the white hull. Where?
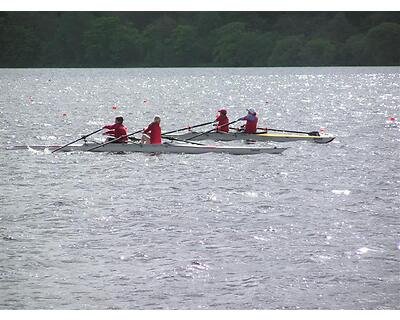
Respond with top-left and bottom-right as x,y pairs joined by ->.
166,132 -> 335,144
7,142 -> 288,155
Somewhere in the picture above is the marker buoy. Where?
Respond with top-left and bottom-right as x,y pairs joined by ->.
112,105 -> 118,110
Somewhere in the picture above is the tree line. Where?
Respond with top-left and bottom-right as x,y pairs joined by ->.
0,12 -> 399,67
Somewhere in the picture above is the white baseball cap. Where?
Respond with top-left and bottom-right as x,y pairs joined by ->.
247,108 -> 256,114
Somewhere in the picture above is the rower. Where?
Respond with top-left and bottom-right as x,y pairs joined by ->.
215,109 -> 230,133
237,108 -> 258,133
103,116 -> 128,143
141,115 -> 162,144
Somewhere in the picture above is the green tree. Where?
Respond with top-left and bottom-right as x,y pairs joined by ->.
299,38 -> 336,66
273,14 -> 302,35
212,22 -> 247,65
42,13 -> 93,67
83,16 -> 142,67
1,12 -> 400,67
364,22 -> 400,65
0,21 -> 40,67
342,34 -> 368,66
268,35 -> 305,66
170,25 -> 201,66
325,13 -> 355,43
141,15 -> 177,66
233,32 -> 277,66
252,32 -> 278,66
195,12 -> 223,36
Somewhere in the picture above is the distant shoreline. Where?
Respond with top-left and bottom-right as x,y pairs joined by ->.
1,12 -> 399,68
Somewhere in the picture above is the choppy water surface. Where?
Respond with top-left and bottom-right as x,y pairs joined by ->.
0,67 -> 399,309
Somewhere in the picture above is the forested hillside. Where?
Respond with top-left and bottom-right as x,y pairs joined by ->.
0,12 -> 399,67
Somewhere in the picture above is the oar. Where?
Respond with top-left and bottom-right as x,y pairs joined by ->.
163,120 -> 217,135
52,128 -> 103,153
257,127 -> 320,136
162,135 -> 205,146
186,120 -> 240,141
86,129 -> 143,152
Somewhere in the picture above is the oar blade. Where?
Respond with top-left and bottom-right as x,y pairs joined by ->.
262,128 -> 321,136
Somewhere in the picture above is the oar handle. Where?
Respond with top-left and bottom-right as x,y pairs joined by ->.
87,129 -> 143,152
52,128 -> 103,153
186,119 -> 239,141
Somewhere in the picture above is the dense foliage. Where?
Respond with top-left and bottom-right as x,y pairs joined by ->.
0,12 -> 399,67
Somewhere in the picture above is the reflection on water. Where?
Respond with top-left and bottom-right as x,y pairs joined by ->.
0,67 -> 399,309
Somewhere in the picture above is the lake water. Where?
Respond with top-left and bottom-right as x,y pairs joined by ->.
0,67 -> 399,309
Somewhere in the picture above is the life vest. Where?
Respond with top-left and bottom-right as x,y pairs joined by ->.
242,114 -> 258,133
104,123 -> 128,142
143,122 -> 162,144
216,114 -> 229,132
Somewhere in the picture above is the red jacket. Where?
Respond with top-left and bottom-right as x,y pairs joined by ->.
144,122 -> 162,144
241,114 -> 258,133
104,123 -> 128,142
216,115 -> 229,132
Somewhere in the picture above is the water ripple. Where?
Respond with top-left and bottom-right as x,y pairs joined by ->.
1,67 -> 399,309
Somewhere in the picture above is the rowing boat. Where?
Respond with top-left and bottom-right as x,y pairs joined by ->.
7,142 -> 288,155
165,131 -> 335,144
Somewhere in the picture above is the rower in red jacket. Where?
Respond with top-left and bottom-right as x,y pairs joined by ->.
141,116 -> 162,144
103,116 -> 128,142
238,108 -> 258,133
215,109 -> 229,133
